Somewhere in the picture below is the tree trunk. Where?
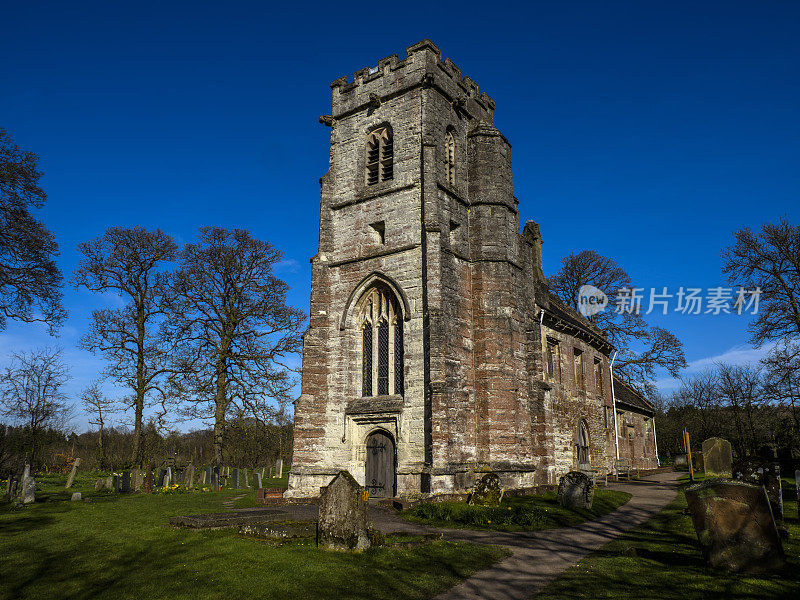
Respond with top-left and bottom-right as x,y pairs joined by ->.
130,306 -> 147,467
212,355 -> 229,465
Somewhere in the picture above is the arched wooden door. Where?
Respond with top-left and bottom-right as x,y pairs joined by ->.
365,430 -> 396,498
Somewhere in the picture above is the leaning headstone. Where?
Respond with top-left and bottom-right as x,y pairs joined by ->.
21,474 -> 36,504
231,468 -> 240,489
702,437 -> 733,478
673,453 -> 688,469
121,471 -> 132,493
71,492 -> 82,502
732,459 -> 783,523
94,478 -> 105,491
276,458 -> 284,479
65,458 -> 82,489
317,471 -> 371,551
211,473 -> 220,491
253,472 -> 263,489
468,472 -> 503,507
685,479 -> 784,573
557,471 -> 595,510
185,464 -> 195,489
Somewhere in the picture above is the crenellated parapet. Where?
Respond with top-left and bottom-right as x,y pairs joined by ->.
329,39 -> 495,123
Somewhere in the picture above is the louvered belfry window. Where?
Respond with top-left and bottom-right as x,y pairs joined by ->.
445,130 -> 456,186
366,126 -> 393,185
358,284 -> 404,397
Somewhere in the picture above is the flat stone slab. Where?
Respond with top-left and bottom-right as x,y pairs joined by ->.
169,508 -> 288,529
239,521 -> 317,539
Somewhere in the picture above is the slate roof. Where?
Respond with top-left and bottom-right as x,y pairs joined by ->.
613,377 -> 655,415
537,283 -> 614,355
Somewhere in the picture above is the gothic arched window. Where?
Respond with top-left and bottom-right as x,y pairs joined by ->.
576,420 -> 590,467
357,284 -> 404,396
366,125 -> 393,185
445,129 -> 456,186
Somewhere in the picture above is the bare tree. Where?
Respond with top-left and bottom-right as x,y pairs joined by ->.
0,128 -> 66,334
762,341 -> 800,449
549,250 -> 686,393
716,362 -> 765,456
73,226 -> 178,467
722,217 -> 800,345
81,381 -> 117,469
0,347 -> 71,468
169,227 -> 305,464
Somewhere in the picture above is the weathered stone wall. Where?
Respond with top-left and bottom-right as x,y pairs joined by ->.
615,407 -> 659,469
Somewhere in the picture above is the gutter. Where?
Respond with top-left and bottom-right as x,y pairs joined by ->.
610,351 -> 620,461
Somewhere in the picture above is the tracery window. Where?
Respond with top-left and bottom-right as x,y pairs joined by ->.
577,420 -> 590,466
445,129 -> 456,186
358,284 -> 404,396
366,125 -> 393,185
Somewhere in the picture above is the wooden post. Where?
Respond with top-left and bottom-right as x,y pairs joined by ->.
683,428 -> 694,482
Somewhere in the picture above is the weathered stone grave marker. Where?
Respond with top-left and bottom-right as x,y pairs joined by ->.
317,471 -> 372,551
65,458 -> 81,489
143,468 -> 154,494
94,478 -> 104,491
112,475 -> 121,493
692,451 -> 704,473
253,472 -> 263,489
105,475 -> 113,489
185,464 -> 195,489
133,468 -> 144,492
557,471 -> 595,510
211,472 -> 220,491
21,466 -> 36,504
468,472 -> 503,507
673,453 -> 688,469
121,471 -> 132,493
732,459 -> 783,523
231,468 -> 240,489
243,468 -> 249,488
71,492 -> 82,501
276,458 -> 283,479
702,437 -> 732,478
685,479 -> 784,573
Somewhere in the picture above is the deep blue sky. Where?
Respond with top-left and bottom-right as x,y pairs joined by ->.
2,1 -> 798,432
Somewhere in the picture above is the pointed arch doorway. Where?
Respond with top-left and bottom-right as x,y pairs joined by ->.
365,430 -> 396,498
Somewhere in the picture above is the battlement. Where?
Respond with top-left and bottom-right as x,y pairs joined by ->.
329,40 -> 495,121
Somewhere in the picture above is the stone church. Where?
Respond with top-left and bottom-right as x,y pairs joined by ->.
286,40 -> 658,499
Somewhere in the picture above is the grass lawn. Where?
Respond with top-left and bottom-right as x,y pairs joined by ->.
401,488 -> 632,531
536,474 -> 800,600
0,472 -> 508,600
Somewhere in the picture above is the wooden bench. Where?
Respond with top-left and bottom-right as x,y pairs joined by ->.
614,459 -> 640,481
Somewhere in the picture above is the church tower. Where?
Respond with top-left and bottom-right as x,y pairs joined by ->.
286,40 -> 542,498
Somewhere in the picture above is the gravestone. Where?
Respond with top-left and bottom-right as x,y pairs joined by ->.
557,471 -> 595,510
702,437 -> 733,478
673,453 -> 688,469
21,474 -> 36,504
253,472 -> 263,489
211,473 -> 220,491
121,471 -> 132,493
65,458 -> 81,489
71,492 -> 82,501
94,478 -> 105,491
112,475 -> 121,493
468,472 -> 503,507
156,469 -> 166,488
9,479 -> 19,500
243,469 -> 249,488
165,467 -> 173,487
105,475 -> 113,489
685,479 -> 784,573
796,470 -> 800,505
269,467 -> 275,478
260,467 -> 265,479
231,468 -> 240,489
692,451 -> 704,473
143,469 -> 154,494
201,469 -> 208,485
317,471 -> 371,551
133,468 -> 144,492
732,459 -> 783,523
276,458 -> 284,479
185,464 -> 195,489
